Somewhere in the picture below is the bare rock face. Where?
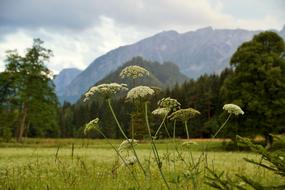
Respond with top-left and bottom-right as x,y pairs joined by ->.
53,68 -> 81,101
59,26 -> 285,103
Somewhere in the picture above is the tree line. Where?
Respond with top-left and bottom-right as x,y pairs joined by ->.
1,32 -> 285,147
0,39 -> 58,141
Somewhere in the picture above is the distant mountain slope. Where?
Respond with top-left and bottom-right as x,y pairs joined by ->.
53,68 -> 81,102
280,25 -> 285,39
62,26 -> 285,103
96,57 -> 188,89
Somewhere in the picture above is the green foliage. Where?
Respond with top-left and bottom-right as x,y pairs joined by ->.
97,56 -> 188,88
0,140 -> 282,189
0,110 -> 19,142
221,32 -> 285,147
58,33 -> 285,141
206,136 -> 285,190
59,69 -> 231,139
0,39 -> 59,140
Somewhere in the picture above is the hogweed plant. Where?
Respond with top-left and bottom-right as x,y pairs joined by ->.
126,85 -> 155,101
84,118 -> 141,188
83,64 -> 249,189
158,97 -> 181,112
119,65 -> 150,80
83,83 -> 128,102
213,103 -> 244,138
118,139 -> 138,156
169,108 -> 201,141
126,85 -> 171,189
152,107 -> 171,138
84,82 -> 146,176
154,97 -> 181,138
120,66 -> 151,141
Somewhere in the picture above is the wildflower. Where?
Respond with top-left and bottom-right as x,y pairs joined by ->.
223,104 -> 244,115
120,65 -> 150,79
168,108 -> 200,121
118,139 -> 138,151
124,156 -> 138,166
181,141 -> 198,147
84,118 -> 99,135
126,86 -> 155,100
152,108 -> 170,117
157,97 -> 181,111
84,83 -> 128,101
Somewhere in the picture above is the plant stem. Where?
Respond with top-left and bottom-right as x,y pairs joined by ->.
172,119 -> 190,168
95,128 -> 141,188
107,98 -> 146,176
173,120 -> 176,139
163,122 -> 171,139
131,113 -> 134,141
213,113 -> 232,138
107,99 -> 128,139
184,120 -> 190,140
154,113 -> 168,138
144,102 -> 170,190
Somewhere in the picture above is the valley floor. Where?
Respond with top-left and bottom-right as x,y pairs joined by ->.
0,138 -> 283,189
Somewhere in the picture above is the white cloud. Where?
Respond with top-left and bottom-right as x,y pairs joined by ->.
0,0 -> 284,73
234,15 -> 283,30
0,31 -> 32,71
0,16 -> 151,73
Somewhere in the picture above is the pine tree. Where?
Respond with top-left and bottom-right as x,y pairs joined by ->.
1,38 -> 59,140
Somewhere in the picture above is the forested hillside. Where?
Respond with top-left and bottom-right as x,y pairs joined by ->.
96,57 -> 188,89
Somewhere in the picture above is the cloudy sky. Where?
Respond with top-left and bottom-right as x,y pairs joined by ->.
0,0 -> 284,74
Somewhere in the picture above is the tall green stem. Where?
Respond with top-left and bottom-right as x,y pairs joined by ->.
131,114 -> 134,141
163,122 -> 171,139
144,102 -> 170,190
184,121 -> 190,140
173,120 -> 176,139
154,113 -> 168,138
107,98 -> 146,176
213,113 -> 232,138
95,128 -> 141,188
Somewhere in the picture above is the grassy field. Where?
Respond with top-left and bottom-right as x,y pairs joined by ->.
0,138 -> 283,190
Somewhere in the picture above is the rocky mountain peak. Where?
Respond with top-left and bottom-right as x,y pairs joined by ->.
58,26 -> 285,103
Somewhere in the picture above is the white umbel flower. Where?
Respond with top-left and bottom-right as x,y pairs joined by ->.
84,118 -> 99,135
84,83 -> 128,101
118,139 -> 138,151
152,108 -> 170,117
120,65 -> 150,79
126,86 -> 155,100
181,141 -> 198,147
168,108 -> 200,121
223,104 -> 244,115
158,97 -> 181,111
124,156 -> 138,166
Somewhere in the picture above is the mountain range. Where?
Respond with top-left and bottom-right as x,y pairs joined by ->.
55,25 -> 285,103
96,57 -> 188,88
53,68 -> 81,102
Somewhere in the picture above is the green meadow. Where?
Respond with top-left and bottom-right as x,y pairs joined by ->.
0,138 -> 283,190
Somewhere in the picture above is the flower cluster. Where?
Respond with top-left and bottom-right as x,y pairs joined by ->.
84,118 -> 100,135
126,86 -> 155,100
152,108 -> 170,117
168,108 -> 200,121
158,97 -> 181,111
181,141 -> 198,147
223,104 -> 244,115
84,83 -> 128,101
118,139 -> 138,151
120,65 -> 150,79
124,156 -> 138,166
